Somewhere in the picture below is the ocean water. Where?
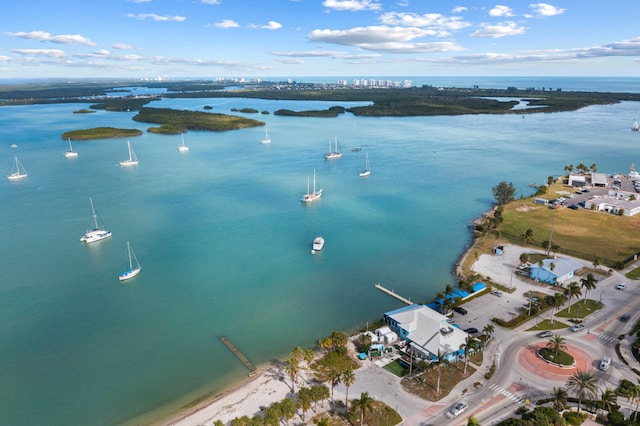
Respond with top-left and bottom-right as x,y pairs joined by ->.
1,81 -> 640,425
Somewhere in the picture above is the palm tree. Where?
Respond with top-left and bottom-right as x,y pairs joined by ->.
599,388 -> 617,416
461,335 -> 479,375
566,369 -> 598,413
580,273 -> 598,303
563,281 -> 582,315
628,384 -> 640,422
483,323 -> 495,343
547,334 -> 567,356
279,398 -> 296,426
519,252 -> 530,266
520,228 -> 534,243
342,368 -> 356,411
434,350 -> 449,394
352,392 -> 374,426
537,259 -> 544,281
297,387 -> 312,421
545,292 -> 566,324
328,369 -> 342,402
467,416 -> 480,426
444,284 -> 454,295
284,357 -> 300,393
550,386 -> 568,411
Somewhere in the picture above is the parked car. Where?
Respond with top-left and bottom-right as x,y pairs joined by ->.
570,324 -> 585,332
568,204 -> 580,210
621,314 -> 631,322
599,357 -> 611,371
464,327 -> 478,334
616,283 -> 627,290
453,307 -> 468,315
491,290 -> 503,297
447,401 -> 468,418
537,330 -> 553,338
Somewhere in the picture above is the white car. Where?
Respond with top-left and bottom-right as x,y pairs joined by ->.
447,401 -> 468,418
616,283 -> 627,290
570,324 -> 585,332
599,357 -> 611,371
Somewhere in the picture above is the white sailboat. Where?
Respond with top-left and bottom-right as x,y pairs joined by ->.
118,241 -> 141,281
633,121 -> 640,132
325,135 -> 342,159
64,138 -> 78,158
119,140 -> 139,166
301,169 -> 323,203
359,152 -> 371,177
7,156 -> 28,180
260,127 -> 271,144
178,133 -> 189,152
80,197 -> 112,243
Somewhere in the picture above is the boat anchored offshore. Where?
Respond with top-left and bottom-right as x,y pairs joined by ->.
80,197 -> 112,243
119,241 -> 141,281
633,121 -> 640,132
64,138 -> 78,158
7,156 -> 28,180
359,152 -> 371,177
325,135 -> 342,159
301,169 -> 323,203
177,133 -> 189,152
260,127 -> 271,144
311,236 -> 325,254
119,140 -> 139,166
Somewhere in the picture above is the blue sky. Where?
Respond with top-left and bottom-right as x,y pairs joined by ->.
1,0 -> 639,79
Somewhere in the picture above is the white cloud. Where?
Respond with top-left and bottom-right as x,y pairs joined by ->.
452,6 -> 467,13
261,21 -> 282,30
379,12 -> 471,33
529,3 -> 565,17
489,5 -> 514,17
12,48 -> 67,58
0,55 -> 11,62
471,21 -> 526,38
5,30 -> 96,46
308,26 -> 464,53
322,0 -> 382,11
126,13 -> 186,22
214,19 -> 240,29
201,0 -> 221,4
113,43 -> 134,50
272,50 -> 380,59
127,0 -> 152,3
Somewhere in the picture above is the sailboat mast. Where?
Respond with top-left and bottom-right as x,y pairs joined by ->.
89,197 -> 99,229
127,242 -> 133,269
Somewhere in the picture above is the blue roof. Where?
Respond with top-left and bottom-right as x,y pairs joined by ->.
473,282 -> 487,292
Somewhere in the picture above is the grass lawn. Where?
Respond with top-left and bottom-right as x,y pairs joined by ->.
556,299 -> 602,319
626,266 -> 640,280
538,347 -> 575,366
383,360 -> 408,377
527,319 -> 570,332
497,182 -> 640,264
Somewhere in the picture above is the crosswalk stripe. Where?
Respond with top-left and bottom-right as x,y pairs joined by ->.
488,384 -> 525,404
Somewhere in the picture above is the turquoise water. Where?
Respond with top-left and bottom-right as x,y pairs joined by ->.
1,89 -> 639,425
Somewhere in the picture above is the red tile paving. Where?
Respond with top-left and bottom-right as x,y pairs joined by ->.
518,342 -> 592,379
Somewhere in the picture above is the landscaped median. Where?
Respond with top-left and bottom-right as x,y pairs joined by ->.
537,347 -> 576,368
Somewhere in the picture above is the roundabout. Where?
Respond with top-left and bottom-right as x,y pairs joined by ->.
518,342 -> 593,380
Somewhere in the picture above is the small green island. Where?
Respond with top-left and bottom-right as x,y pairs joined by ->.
62,127 -> 143,140
132,106 -> 264,134
73,109 -> 96,114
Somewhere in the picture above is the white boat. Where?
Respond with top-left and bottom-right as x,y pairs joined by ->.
177,133 -> 189,152
119,140 -> 139,166
633,121 -> 640,132
64,138 -> 78,158
359,152 -> 371,177
260,127 -> 271,144
312,236 -> 325,254
301,169 -> 323,203
10,143 -> 18,148
80,197 -> 112,243
7,156 -> 28,180
325,135 -> 342,159
118,241 -> 141,281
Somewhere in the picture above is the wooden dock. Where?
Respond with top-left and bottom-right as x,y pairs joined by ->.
374,283 -> 413,305
220,336 -> 258,376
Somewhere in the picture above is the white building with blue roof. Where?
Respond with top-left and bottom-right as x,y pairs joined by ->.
528,257 -> 584,284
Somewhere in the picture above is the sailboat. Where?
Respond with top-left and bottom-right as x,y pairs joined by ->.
260,127 -> 271,144
7,156 -> 28,180
119,140 -> 139,166
80,197 -> 112,243
301,169 -> 323,203
359,152 -> 371,177
633,121 -> 640,132
64,138 -> 78,158
118,241 -> 141,281
325,135 -> 342,159
177,133 -> 189,152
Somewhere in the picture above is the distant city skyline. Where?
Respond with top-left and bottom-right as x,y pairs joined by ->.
2,0 -> 639,79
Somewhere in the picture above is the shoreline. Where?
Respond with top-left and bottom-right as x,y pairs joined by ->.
154,216 -> 491,426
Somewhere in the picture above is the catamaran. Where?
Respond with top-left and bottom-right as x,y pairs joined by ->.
119,140 -> 139,166
260,127 -> 271,144
118,241 -> 141,281
178,133 -> 189,152
7,156 -> 28,180
301,169 -> 323,203
325,135 -> 342,159
359,152 -> 371,177
80,197 -> 112,243
64,138 -> 78,158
